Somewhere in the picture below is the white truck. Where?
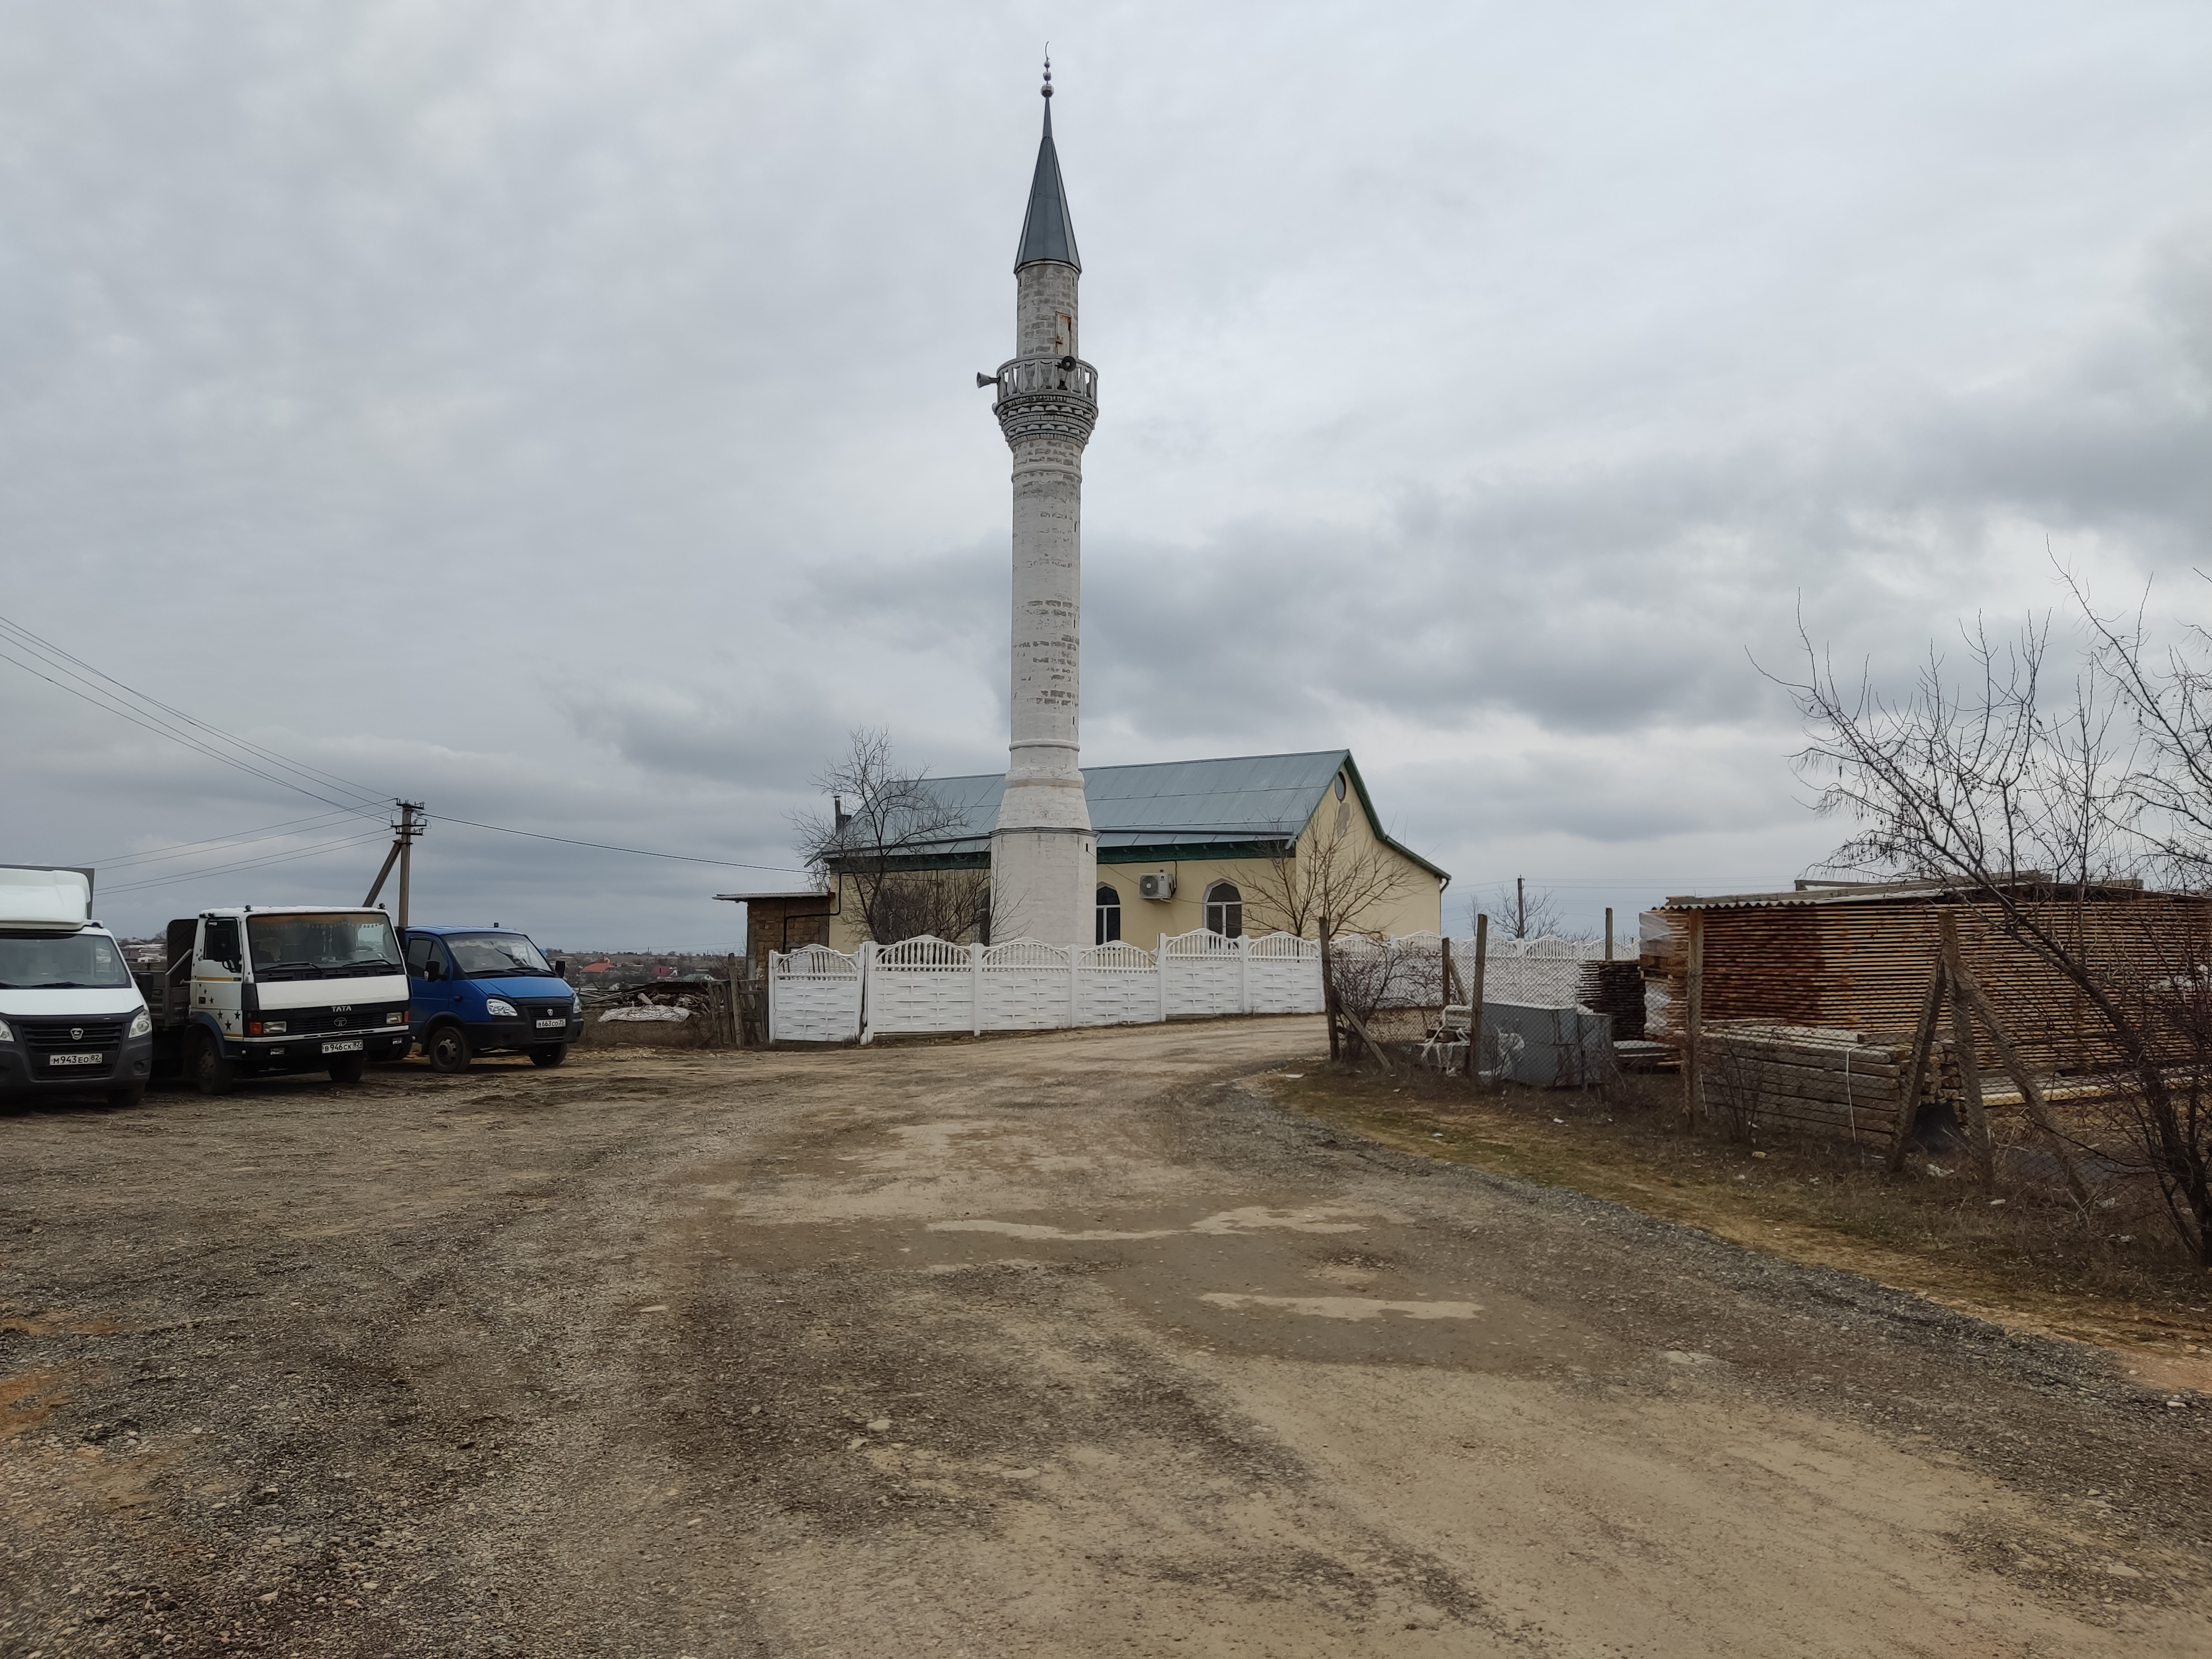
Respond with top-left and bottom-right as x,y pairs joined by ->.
133,905 -> 413,1093
0,865 -> 155,1109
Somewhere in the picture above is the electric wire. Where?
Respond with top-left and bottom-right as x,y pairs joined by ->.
0,612 -> 389,811
88,811 -> 367,870
0,639 -> 385,818
422,813 -> 808,875
101,831 -> 395,896
6,614 -> 808,878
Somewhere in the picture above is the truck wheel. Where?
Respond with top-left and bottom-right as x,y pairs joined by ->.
426,1025 -> 471,1074
107,1084 -> 147,1110
190,1032 -> 235,1098
528,1044 -> 567,1068
327,1052 -> 367,1085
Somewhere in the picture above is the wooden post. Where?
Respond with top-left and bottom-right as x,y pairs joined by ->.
1440,936 -> 1458,1006
724,952 -> 742,1046
1604,907 -> 1614,962
1885,957 -> 1948,1171
1340,1000 -> 1395,1074
1682,910 -> 1704,1125
1936,911 -> 1996,1189
1950,952 -> 2091,1204
1464,913 -> 1488,1082
1320,918 -> 1340,1062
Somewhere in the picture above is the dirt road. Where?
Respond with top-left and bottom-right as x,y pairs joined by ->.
4,1019 -> 2208,1656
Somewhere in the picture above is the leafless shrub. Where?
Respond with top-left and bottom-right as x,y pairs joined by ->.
1329,934 -> 1446,1065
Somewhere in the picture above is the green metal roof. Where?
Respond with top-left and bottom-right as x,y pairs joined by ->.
831,751 -> 1448,881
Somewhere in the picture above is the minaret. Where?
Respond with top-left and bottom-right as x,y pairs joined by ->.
984,58 -> 1097,947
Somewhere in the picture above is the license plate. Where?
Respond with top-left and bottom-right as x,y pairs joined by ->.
321,1039 -> 364,1055
535,1018 -> 567,1029
47,1051 -> 103,1067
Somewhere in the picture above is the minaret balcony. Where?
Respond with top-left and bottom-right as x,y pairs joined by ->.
990,354 -> 1099,446
992,354 -> 1098,405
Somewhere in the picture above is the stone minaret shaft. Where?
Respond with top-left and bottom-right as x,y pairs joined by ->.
988,66 -> 1097,947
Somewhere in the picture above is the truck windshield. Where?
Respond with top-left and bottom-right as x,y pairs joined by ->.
247,914 -> 404,981
444,932 -> 556,978
0,930 -> 133,990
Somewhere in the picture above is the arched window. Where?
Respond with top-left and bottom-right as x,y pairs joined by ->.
1204,881 -> 1242,939
1095,884 -> 1121,945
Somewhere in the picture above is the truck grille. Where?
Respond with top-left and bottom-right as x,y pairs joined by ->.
254,1005 -> 405,1035
20,1020 -> 127,1050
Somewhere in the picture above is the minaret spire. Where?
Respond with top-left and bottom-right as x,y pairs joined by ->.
982,58 -> 1099,948
1015,54 -> 1081,272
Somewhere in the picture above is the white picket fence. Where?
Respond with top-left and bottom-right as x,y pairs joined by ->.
766,929 -> 1326,1044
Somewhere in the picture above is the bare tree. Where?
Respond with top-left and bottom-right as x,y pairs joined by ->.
790,729 -> 987,945
1786,607 -> 2212,1265
1477,878 -> 1569,941
1239,817 -> 1416,942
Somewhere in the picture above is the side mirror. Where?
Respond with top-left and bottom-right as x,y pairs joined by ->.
422,959 -> 444,982
550,961 -> 568,981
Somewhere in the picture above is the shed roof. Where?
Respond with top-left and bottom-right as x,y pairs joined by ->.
1662,873 -> 2149,910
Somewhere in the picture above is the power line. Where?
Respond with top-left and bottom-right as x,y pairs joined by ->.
0,638 -> 385,818
5,614 -> 808,878
424,813 -> 809,875
102,831 -> 394,896
88,810 -> 366,870
0,612 -> 389,811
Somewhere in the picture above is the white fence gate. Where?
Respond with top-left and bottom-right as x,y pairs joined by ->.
863,936 -> 976,1037
1077,941 -> 1165,1027
1160,929 -> 1248,1018
765,944 -> 863,1043
1248,932 -> 1325,1014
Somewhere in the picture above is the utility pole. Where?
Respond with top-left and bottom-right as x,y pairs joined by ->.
364,801 -> 426,927
1516,876 -> 1526,940
395,802 -> 422,929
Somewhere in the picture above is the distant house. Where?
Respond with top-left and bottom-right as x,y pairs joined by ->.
742,750 -> 1446,956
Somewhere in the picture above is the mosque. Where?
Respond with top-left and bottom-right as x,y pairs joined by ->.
724,65 -> 1447,969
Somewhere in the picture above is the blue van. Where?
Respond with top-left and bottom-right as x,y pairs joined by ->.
400,926 -> 582,1072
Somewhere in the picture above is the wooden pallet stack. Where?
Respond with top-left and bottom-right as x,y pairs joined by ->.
1697,1022 -> 1922,1144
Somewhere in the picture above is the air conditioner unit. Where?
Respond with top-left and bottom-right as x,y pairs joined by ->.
1137,872 -> 1176,902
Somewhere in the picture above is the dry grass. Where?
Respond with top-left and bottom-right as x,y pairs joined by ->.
1263,1061 -> 2212,1387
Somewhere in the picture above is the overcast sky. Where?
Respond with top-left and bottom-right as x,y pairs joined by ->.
2,2 -> 2207,950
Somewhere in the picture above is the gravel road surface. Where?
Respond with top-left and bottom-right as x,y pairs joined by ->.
4,1019 -> 2208,1656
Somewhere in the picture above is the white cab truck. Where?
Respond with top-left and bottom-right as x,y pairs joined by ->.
0,865 -> 155,1109
133,905 -> 413,1093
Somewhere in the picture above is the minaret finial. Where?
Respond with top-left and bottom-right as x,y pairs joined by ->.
1041,48 -> 1052,100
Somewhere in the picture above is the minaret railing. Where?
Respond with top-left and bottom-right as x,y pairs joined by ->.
992,354 -> 1098,405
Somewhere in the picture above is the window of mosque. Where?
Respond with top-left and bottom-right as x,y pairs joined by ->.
1095,884 -> 1121,946
1204,881 -> 1242,939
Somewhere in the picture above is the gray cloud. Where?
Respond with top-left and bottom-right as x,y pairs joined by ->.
2,2 -> 2207,944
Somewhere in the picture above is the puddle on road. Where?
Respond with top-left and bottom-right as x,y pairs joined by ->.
1199,1293 -> 1485,1322
929,1206 -> 1381,1243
